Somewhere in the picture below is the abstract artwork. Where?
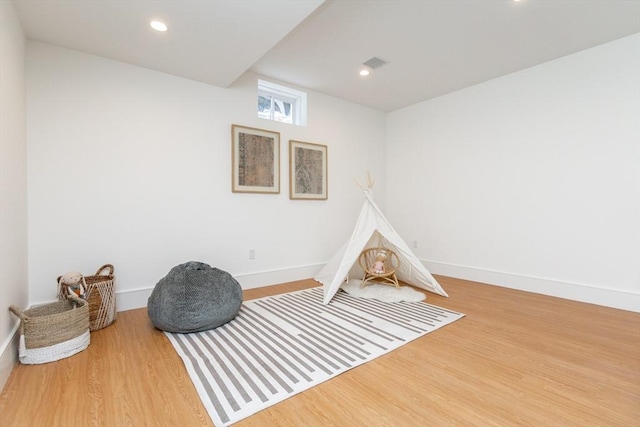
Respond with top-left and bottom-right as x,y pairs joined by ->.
289,140 -> 327,200
232,125 -> 280,193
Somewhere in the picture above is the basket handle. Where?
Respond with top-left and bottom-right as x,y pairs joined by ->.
95,264 -> 114,276
9,305 -> 27,321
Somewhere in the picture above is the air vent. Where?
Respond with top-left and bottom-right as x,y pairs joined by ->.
363,57 -> 387,69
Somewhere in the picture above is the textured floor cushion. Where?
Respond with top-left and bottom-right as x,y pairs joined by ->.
148,261 -> 243,333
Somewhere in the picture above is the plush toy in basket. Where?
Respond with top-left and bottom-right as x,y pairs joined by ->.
57,271 -> 87,299
58,264 -> 117,331
9,295 -> 90,364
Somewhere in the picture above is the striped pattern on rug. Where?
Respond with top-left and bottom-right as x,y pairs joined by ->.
166,287 -> 464,426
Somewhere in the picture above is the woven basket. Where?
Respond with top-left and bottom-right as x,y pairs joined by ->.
59,264 -> 117,331
9,295 -> 90,364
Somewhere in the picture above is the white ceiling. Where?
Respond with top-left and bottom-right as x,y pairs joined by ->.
13,0 -> 640,112
13,0 -> 324,87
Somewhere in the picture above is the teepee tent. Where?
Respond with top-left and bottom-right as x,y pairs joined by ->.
315,180 -> 448,305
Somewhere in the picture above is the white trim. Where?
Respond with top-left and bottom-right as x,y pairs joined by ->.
116,287 -> 156,312
233,263 -> 323,289
108,263 -> 326,312
22,260 -> 638,325
36,261 -> 638,314
0,322 -> 20,392
423,259 -> 640,313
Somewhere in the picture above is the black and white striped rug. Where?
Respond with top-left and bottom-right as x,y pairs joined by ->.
166,287 -> 464,426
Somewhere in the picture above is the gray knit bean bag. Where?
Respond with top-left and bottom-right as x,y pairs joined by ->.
148,261 -> 243,333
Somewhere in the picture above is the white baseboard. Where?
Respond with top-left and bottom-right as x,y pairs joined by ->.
115,263 -> 325,312
111,261 -> 640,313
116,287 -> 154,312
0,322 -> 19,393
424,259 -> 640,313
233,263 -> 324,289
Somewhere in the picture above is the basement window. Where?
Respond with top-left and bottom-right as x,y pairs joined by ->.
258,79 -> 307,126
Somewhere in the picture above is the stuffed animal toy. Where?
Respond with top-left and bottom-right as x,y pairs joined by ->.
371,250 -> 387,274
58,271 -> 87,300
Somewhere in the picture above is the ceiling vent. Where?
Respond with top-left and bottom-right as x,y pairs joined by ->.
363,57 -> 387,69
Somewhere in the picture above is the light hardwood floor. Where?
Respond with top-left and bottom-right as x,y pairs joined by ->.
1,276 -> 638,426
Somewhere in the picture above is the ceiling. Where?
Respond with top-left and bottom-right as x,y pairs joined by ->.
13,0 -> 324,88
13,0 -> 640,112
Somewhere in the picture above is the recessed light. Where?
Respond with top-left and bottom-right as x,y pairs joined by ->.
150,21 -> 168,32
359,69 -> 370,76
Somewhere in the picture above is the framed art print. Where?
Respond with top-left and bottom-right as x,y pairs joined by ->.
231,125 -> 280,194
289,140 -> 327,200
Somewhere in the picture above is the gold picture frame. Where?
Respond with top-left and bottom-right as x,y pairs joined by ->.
231,124 -> 280,194
289,140 -> 327,200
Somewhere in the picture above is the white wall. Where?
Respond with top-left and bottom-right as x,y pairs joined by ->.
387,34 -> 640,312
26,42 -> 386,309
0,0 -> 28,390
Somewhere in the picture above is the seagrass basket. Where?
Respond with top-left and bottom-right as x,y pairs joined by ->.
58,264 -> 117,331
9,295 -> 90,364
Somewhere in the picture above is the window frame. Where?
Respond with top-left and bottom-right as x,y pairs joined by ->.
258,79 -> 307,126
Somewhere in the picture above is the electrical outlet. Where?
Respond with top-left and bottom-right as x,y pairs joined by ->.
412,240 -> 418,249
249,249 -> 255,260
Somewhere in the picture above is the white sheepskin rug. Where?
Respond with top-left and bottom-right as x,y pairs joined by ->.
340,279 -> 426,303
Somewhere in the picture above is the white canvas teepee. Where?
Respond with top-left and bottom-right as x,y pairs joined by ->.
315,180 -> 448,305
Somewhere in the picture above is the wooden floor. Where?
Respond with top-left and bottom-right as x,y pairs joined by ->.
1,276 -> 638,426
